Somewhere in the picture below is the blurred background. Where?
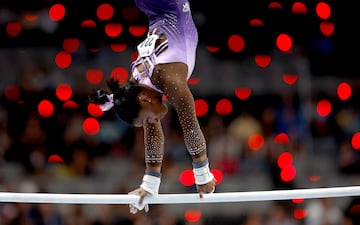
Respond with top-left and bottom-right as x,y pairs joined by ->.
0,0 -> 359,225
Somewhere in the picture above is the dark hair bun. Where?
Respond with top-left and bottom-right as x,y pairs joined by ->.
106,77 -> 122,94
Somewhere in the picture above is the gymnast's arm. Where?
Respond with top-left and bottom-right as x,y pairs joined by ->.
143,120 -> 164,174
152,62 -> 216,195
128,120 -> 164,213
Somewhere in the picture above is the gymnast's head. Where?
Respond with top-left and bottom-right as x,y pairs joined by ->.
89,78 -> 168,127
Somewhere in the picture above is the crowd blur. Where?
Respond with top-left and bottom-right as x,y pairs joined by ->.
0,47 -> 359,225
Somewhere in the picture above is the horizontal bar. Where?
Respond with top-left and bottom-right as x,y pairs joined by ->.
0,186 -> 359,204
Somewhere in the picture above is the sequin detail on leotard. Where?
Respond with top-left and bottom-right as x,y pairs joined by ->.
173,96 -> 206,156
143,121 -> 164,164
157,69 -> 207,156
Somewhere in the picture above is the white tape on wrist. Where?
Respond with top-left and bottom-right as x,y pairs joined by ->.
193,162 -> 214,185
140,174 -> 161,195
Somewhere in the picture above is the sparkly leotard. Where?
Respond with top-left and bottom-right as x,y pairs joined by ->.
132,0 -> 198,92
133,0 -> 206,163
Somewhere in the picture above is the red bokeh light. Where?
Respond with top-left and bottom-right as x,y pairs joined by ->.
320,22 -> 334,36
194,99 -> 208,117
248,134 -> 264,151
83,118 -> 100,135
317,99 -> 331,117
282,74 -> 298,85
349,204 -> 360,214
291,2 -> 307,14
276,33 -> 292,52
179,169 -> 195,186
96,3 -> 114,21
235,87 -> 251,100
228,34 -> 245,52
48,154 -> 63,163
249,18 -> 264,27
274,133 -> 290,144
211,169 -> 223,185
6,21 -> 21,37
184,210 -> 202,223
206,45 -> 220,53
292,198 -> 304,204
277,152 -> 293,169
293,209 -> 307,219
105,23 -> 122,37
129,25 -> 147,37
308,175 -> 321,182
81,20 -> 96,28
88,103 -> 104,118
316,2 -> 331,20
24,13 -> 39,22
63,38 -> 80,53
5,85 -> 20,101
280,165 -> 296,182
55,51 -> 72,69
268,2 -> 283,9
255,54 -> 271,68
351,132 -> 360,150
188,77 -> 200,85
49,4 -> 66,21
86,69 -> 103,85
337,82 -> 352,101
216,98 -> 232,116
110,43 -> 127,52
56,83 -> 72,101
63,100 -> 78,109
38,100 -> 54,118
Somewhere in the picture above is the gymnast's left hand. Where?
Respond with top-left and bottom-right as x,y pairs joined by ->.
128,187 -> 150,214
196,178 -> 216,199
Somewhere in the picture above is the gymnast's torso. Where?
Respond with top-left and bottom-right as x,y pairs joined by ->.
131,0 -> 198,92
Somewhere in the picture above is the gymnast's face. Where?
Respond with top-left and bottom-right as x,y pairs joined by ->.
132,87 -> 168,127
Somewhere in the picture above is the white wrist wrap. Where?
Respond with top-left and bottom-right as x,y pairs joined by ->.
193,163 -> 214,185
140,174 -> 161,195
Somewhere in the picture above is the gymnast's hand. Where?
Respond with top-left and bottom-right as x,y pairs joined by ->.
128,187 -> 150,214
196,178 -> 216,199
193,158 -> 216,198
128,173 -> 161,214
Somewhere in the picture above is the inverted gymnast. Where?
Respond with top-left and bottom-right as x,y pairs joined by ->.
89,0 -> 216,214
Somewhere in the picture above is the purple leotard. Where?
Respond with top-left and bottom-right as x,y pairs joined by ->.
132,0 -> 198,92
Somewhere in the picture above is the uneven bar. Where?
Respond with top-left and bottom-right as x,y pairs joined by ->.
0,186 -> 359,205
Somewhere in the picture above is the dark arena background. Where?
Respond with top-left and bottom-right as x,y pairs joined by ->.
0,0 -> 359,225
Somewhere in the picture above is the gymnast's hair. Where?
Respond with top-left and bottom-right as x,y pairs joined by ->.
89,77 -> 142,126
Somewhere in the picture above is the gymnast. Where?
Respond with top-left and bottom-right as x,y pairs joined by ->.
89,0 -> 216,214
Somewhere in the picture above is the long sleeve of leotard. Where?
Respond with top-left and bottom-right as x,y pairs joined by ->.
143,120 -> 164,165
159,72 -> 207,158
